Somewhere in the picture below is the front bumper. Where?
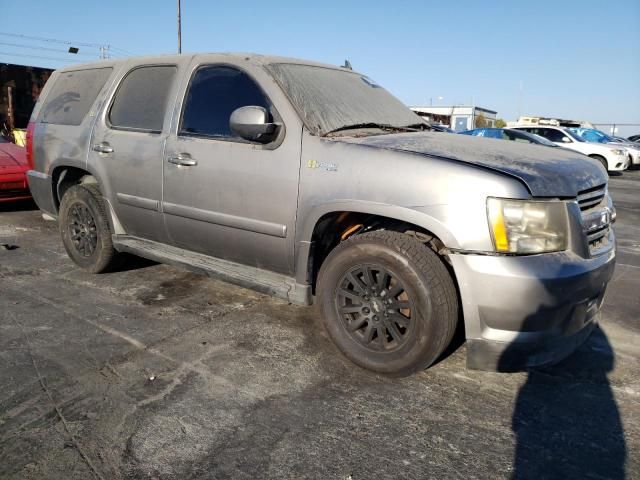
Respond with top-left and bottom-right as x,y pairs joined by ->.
450,246 -> 616,371
609,154 -> 629,171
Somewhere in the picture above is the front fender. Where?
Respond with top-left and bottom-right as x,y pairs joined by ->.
294,200 -> 460,285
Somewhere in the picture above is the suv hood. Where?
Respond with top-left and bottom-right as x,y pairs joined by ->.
338,132 -> 607,197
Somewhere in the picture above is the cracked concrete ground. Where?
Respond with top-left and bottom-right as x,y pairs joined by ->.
1,171 -> 639,480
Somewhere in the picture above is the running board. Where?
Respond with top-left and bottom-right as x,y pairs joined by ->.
112,235 -> 312,306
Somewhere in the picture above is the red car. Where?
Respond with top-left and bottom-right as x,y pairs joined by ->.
0,137 -> 31,202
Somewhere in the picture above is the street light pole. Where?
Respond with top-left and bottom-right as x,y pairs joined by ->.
177,0 -> 182,54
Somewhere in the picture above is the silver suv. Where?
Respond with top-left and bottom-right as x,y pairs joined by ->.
26,54 -> 616,376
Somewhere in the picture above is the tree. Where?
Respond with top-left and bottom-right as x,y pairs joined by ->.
475,113 -> 487,128
495,118 -> 507,128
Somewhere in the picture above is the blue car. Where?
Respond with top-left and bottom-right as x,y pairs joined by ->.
460,128 -> 559,147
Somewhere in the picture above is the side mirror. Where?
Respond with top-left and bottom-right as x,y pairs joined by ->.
561,136 -> 572,143
230,106 -> 279,143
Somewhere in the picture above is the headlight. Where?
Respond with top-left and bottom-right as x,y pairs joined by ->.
487,198 -> 569,254
610,149 -> 625,155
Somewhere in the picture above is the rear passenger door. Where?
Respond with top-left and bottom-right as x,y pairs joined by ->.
88,61 -> 184,242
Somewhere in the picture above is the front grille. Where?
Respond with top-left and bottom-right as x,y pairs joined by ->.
578,185 -> 612,256
577,184 -> 606,211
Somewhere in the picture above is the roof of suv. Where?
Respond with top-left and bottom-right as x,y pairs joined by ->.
56,52 -> 351,73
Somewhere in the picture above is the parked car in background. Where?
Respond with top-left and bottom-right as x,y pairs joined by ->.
429,124 -> 456,133
0,136 -> 31,202
511,126 -> 629,172
568,128 -> 639,169
627,134 -> 640,143
460,128 -> 561,147
27,53 -> 615,375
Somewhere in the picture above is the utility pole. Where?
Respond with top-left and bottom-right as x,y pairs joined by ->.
518,80 -> 523,119
177,0 -> 182,54
99,45 -> 110,59
7,86 -> 14,131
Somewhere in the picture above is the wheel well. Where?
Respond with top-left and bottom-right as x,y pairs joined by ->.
308,212 -> 450,294
51,166 -> 96,211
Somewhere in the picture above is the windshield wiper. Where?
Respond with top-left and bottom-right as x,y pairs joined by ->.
324,122 -> 427,136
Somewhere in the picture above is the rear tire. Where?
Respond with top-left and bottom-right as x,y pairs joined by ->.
589,154 -> 609,173
59,183 -> 118,273
317,230 -> 458,376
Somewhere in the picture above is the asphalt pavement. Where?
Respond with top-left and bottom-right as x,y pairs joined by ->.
1,171 -> 639,480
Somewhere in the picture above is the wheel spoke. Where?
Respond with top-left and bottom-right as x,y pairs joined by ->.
338,288 -> 362,302
377,270 -> 390,291
347,272 -> 367,294
385,320 -> 403,343
363,324 -> 375,344
363,266 -> 375,289
340,305 -> 363,314
390,313 -> 409,328
388,282 -> 403,298
347,316 -> 367,332
394,301 -> 411,310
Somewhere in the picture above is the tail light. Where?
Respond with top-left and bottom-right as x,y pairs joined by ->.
26,121 -> 35,170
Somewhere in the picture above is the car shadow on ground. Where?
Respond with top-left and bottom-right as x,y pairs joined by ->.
109,253 -> 159,273
0,199 -> 38,213
501,324 -> 626,479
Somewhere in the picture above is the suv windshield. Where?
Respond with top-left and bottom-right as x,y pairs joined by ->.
569,128 -> 611,143
564,129 -> 586,142
266,63 -> 423,136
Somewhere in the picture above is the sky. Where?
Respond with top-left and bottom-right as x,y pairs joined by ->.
2,0 -> 639,134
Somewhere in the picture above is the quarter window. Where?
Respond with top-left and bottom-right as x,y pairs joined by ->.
39,68 -> 112,126
536,128 -> 568,143
180,66 -> 270,139
109,65 -> 177,132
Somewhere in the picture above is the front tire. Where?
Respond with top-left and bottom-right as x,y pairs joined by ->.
317,231 -> 458,376
59,183 -> 118,273
589,154 -> 609,173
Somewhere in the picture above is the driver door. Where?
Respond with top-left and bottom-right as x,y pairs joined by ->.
162,62 -> 302,275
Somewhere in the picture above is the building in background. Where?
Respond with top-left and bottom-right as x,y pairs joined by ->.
1,63 -> 53,134
411,105 -> 497,132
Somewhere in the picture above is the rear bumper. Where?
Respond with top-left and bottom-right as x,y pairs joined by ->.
450,246 -> 616,371
0,170 -> 30,201
26,170 -> 56,215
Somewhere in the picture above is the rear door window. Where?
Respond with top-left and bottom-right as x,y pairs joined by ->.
109,65 -> 177,132
538,128 -> 568,142
38,68 -> 112,125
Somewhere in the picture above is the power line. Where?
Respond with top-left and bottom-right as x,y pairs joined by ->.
0,41 -> 99,57
0,31 -> 104,48
0,31 -> 135,57
0,51 -> 77,64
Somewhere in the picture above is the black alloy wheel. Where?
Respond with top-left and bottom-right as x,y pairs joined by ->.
336,264 -> 414,352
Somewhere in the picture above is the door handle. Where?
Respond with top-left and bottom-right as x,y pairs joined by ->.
92,142 -> 114,154
167,154 -> 197,167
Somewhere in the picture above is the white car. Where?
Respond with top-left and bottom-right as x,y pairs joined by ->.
568,128 -> 640,168
511,126 -> 629,172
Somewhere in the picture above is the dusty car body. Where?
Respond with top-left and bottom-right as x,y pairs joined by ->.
27,53 -> 615,375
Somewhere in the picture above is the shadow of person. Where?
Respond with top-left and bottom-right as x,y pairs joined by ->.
503,325 -> 626,479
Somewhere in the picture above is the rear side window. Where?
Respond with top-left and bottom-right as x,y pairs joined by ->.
180,66 -> 270,139
109,65 -> 177,132
39,68 -> 112,125
536,128 -> 567,142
